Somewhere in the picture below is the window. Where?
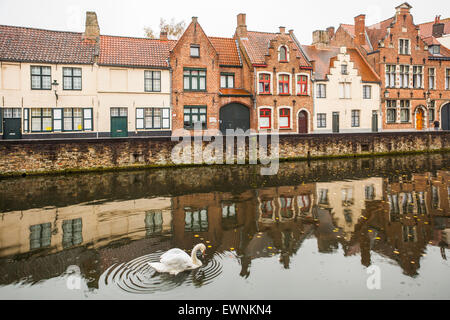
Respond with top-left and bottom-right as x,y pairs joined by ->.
386,100 -> 397,123
31,66 -> 51,90
297,75 -> 308,95
183,68 -> 206,91
399,65 -> 409,88
63,68 -> 82,90
413,66 -> 423,88
185,208 -> 208,232
144,71 -> 161,92
280,196 -> 294,219
222,203 -> 238,230
259,108 -> 271,129
260,199 -> 274,219
399,39 -> 410,55
365,185 -> 375,200
29,223 -> 52,250
136,107 -> 170,130
400,100 -> 410,123
317,113 -> 327,128
111,107 -> 127,117
316,83 -> 326,98
279,108 -> 290,129
62,219 -> 82,249
190,45 -> 200,57
386,65 -> 396,88
431,45 -> 440,55
63,108 -> 83,131
279,74 -> 290,95
351,110 -> 360,127
259,73 -> 271,94
31,108 -> 53,132
318,189 -> 329,205
446,69 -> 450,90
341,64 -> 348,75
145,211 -> 163,235
429,100 -> 435,123
339,83 -> 351,99
184,106 -> 207,130
220,73 -> 234,88
363,85 -> 372,99
429,68 -> 435,90
280,46 -> 287,62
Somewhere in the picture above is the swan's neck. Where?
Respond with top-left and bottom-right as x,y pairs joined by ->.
191,245 -> 202,266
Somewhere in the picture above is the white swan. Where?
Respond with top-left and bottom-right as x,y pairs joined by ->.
148,243 -> 206,275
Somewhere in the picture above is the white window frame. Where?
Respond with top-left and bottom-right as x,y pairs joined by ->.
339,82 -> 351,99
278,45 -> 290,62
399,38 -> 411,55
316,83 -> 326,98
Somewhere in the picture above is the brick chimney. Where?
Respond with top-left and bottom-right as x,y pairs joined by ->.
312,30 -> 329,48
83,11 -> 100,42
279,26 -> 286,34
192,16 -> 198,24
354,14 -> 366,46
236,13 -> 248,38
432,15 -> 445,38
327,26 -> 335,39
160,31 -> 168,41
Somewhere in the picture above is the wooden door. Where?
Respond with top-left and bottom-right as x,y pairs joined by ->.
298,111 -> 308,134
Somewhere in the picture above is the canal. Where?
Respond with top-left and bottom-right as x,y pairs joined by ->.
0,153 -> 449,299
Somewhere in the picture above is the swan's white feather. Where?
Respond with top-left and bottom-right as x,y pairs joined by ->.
148,244 -> 205,275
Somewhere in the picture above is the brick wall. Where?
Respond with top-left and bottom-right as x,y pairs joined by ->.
0,132 -> 448,176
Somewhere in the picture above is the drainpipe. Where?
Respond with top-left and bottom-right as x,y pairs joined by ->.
169,60 -> 173,135
254,66 -> 257,135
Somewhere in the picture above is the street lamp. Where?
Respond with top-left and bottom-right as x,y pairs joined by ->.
52,80 -> 59,101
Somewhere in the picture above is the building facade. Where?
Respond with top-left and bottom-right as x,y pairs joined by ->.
0,12 -> 174,139
302,44 -> 381,133
235,14 -> 314,134
323,2 -> 450,131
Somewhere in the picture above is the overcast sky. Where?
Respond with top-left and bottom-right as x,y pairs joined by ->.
0,0 -> 448,44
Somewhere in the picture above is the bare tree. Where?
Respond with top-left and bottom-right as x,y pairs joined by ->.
144,18 -> 186,40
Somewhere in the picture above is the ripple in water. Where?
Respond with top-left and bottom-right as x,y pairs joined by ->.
99,251 -> 224,295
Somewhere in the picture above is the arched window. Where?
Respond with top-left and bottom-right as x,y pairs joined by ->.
280,46 -> 287,62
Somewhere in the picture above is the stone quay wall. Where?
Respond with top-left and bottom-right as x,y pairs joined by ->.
0,131 -> 449,176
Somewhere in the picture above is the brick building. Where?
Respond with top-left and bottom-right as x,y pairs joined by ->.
235,14 -> 314,134
322,2 -> 450,131
169,17 -> 253,135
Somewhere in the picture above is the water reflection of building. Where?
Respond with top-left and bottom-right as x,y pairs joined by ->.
171,184 -> 317,276
0,198 -> 172,258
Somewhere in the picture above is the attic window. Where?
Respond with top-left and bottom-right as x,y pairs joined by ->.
431,45 -> 440,55
190,45 -> 200,57
280,46 -> 288,62
341,64 -> 348,75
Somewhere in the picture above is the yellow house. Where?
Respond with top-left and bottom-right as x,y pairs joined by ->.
0,12 -> 174,139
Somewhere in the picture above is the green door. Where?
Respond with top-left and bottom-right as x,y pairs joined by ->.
111,108 -> 128,137
372,111 -> 378,133
332,112 -> 340,133
3,108 -> 22,140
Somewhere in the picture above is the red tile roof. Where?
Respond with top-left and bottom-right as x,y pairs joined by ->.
208,37 -> 241,66
418,18 -> 450,38
0,25 -> 96,64
99,35 -> 176,68
241,31 -> 310,67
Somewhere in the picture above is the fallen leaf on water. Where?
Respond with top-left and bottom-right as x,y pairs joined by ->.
194,235 -> 200,238
394,250 -> 400,254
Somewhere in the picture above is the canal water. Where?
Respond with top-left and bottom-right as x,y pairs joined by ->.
0,153 -> 449,300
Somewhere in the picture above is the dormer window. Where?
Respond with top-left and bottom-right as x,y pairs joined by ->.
190,45 -> 200,57
280,46 -> 287,62
431,45 -> 440,55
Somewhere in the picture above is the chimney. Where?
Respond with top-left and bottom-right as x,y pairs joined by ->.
160,31 -> 168,41
236,13 -> 248,38
279,26 -> 286,34
192,16 -> 198,24
83,11 -> 100,42
433,16 -> 445,38
354,14 -> 366,46
312,30 -> 329,48
327,26 -> 335,39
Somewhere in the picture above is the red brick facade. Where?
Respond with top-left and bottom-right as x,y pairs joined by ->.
327,3 -> 450,131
